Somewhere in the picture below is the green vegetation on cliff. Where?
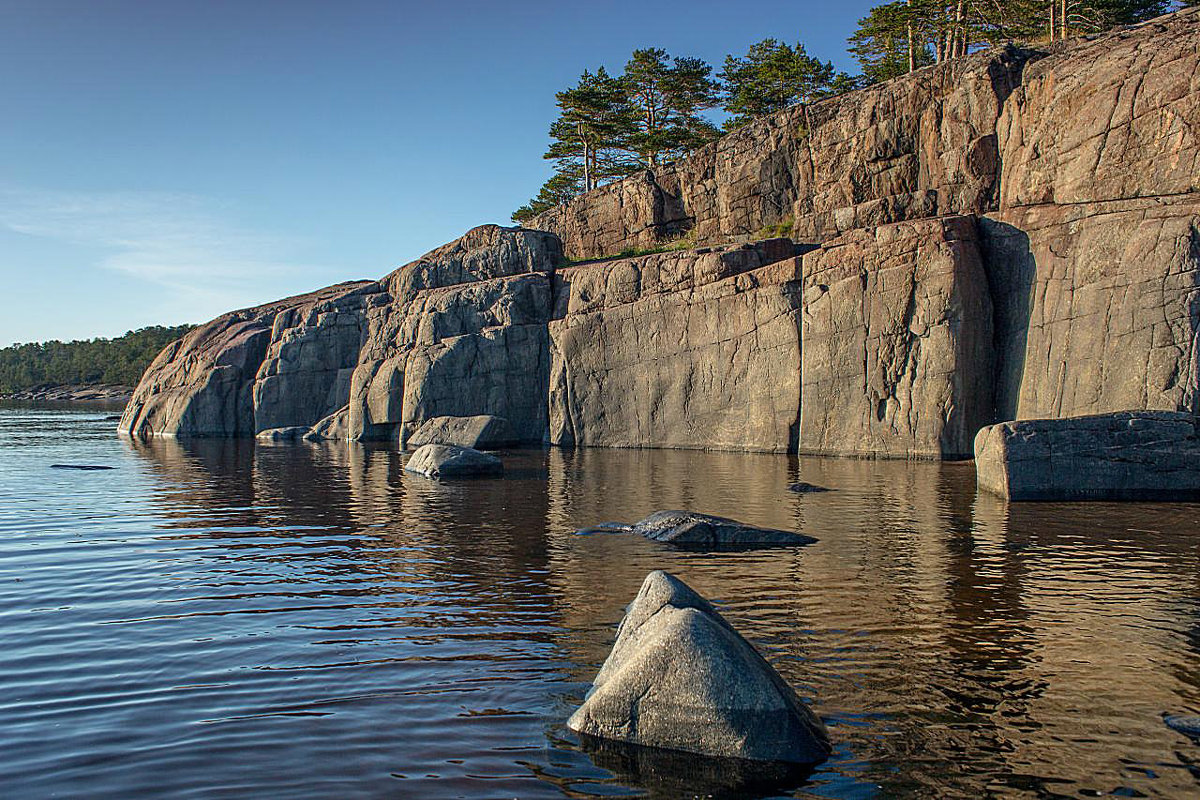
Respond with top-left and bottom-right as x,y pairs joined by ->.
0,326 -> 194,393
514,0 -> 1179,221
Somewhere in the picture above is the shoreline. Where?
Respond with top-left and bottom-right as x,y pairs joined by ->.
0,384 -> 132,403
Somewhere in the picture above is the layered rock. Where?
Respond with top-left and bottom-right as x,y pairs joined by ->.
800,216 -> 994,458
548,240 -> 803,451
531,44 -> 1031,261
974,411 -> 1200,501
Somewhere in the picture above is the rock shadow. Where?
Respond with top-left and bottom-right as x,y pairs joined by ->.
978,218 -> 1036,422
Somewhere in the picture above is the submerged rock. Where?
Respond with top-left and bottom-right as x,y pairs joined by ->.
788,482 -> 829,494
404,444 -> 503,478
49,464 -> 115,471
631,510 -> 816,550
567,570 -> 831,765
974,411 -> 1200,501
406,414 -> 517,450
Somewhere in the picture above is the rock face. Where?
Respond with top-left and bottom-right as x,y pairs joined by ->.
120,282 -> 377,438
800,216 -> 994,458
120,11 -> 1200,463
974,411 -> 1200,501
630,511 -> 818,549
548,240 -> 803,451
406,415 -> 517,449
530,44 -> 1030,261
567,570 -> 831,764
403,444 -> 504,478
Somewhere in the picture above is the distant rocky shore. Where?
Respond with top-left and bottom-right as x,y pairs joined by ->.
2,384 -> 133,403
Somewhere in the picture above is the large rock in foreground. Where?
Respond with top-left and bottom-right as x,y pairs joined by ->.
567,570 -> 830,765
404,444 -> 503,478
631,510 -> 817,550
974,411 -> 1200,501
406,414 -> 517,450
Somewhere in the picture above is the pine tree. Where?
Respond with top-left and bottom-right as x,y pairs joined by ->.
622,48 -> 722,168
544,68 -> 638,193
719,39 -> 837,129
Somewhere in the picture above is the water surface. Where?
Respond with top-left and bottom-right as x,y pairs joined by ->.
2,403 -> 1199,798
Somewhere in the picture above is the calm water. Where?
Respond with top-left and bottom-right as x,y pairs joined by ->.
2,403 -> 1200,799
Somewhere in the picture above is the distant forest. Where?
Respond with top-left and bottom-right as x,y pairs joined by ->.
513,0 -> 1189,221
0,326 -> 194,393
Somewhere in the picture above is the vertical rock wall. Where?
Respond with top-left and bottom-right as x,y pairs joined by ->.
799,217 -> 994,458
120,9 -> 1200,460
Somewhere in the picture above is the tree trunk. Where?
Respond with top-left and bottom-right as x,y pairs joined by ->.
1049,0 -> 1055,41
907,0 -> 915,72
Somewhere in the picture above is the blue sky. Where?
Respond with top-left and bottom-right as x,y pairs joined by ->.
0,0 -> 877,345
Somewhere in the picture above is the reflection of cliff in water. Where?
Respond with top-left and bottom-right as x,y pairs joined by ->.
123,438 -> 1200,798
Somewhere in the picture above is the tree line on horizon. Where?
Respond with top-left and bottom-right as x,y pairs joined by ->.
0,325 -> 195,394
512,0 -> 1187,223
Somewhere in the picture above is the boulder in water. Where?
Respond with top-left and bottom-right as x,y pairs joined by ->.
567,570 -> 831,765
631,510 -> 816,549
404,444 -> 503,478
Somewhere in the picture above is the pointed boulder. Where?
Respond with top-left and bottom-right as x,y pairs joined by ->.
567,570 -> 830,765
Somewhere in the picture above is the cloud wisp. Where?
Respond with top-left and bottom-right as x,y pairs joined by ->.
0,185 -> 323,310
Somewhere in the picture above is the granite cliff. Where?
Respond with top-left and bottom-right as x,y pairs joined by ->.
121,9 -> 1200,459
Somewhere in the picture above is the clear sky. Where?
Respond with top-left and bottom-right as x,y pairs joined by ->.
0,0 -> 877,346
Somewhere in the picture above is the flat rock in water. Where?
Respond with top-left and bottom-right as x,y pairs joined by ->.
256,426 -> 311,441
974,411 -> 1200,501
404,444 -> 503,478
50,464 -> 114,471
631,510 -> 817,549
567,570 -> 831,765
407,415 -> 518,450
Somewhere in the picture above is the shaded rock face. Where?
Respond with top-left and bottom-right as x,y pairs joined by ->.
630,510 -> 817,550
531,44 -> 1031,261
548,241 -> 803,452
406,415 -> 517,449
974,411 -> 1200,501
567,570 -> 831,765
800,216 -> 994,458
403,444 -> 503,478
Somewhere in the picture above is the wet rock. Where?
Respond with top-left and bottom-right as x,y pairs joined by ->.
406,414 -> 517,450
788,482 -> 829,493
574,522 -> 633,535
974,411 -> 1200,501
567,570 -> 831,764
404,444 -> 503,478
630,511 -> 817,550
1164,714 -> 1200,742
255,426 -> 310,441
578,734 -> 816,798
